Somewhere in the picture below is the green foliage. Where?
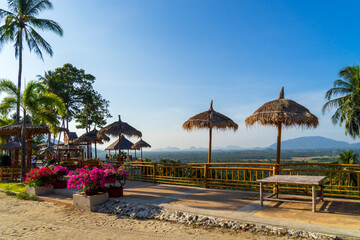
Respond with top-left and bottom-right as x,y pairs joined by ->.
0,181 -> 26,193
144,158 -> 151,162
0,0 -> 63,59
0,155 -> 11,166
323,65 -> 360,138
38,64 -> 112,130
327,150 -> 359,187
15,192 -> 39,201
46,158 -> 56,166
159,158 -> 181,164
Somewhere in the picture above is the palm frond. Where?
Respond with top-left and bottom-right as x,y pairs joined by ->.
28,17 -> 63,36
26,0 -> 53,16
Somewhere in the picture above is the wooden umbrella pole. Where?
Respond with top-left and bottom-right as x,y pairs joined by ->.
141,147 -> 143,160
276,123 -> 282,172
208,127 -> 212,164
118,135 -> 122,161
95,142 -> 97,159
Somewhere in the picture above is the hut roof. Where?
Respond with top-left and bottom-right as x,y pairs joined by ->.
74,128 -> 109,144
105,136 -> 135,151
0,116 -> 49,137
39,146 -> 56,153
0,140 -> 39,150
132,139 -> 151,149
97,115 -> 142,139
38,142 -> 55,147
183,100 -> 238,131
245,87 -> 319,128
67,132 -> 78,140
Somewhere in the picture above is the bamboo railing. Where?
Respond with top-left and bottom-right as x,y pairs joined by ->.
125,162 -> 360,198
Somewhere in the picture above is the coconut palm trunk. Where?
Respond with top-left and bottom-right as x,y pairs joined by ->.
16,30 -> 23,122
20,110 -> 26,182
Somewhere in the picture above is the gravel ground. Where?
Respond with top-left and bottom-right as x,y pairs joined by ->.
0,192 -> 291,240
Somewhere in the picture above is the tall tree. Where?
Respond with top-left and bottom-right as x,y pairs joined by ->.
0,0 -> 63,121
38,64 -> 95,130
0,79 -> 65,180
322,65 -> 360,138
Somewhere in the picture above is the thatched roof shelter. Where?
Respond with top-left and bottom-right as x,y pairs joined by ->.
105,136 -> 135,151
39,146 -> 56,153
245,87 -> 318,165
183,100 -> 238,163
131,139 -> 151,160
0,140 -> 39,150
0,116 -> 49,137
98,115 -> 142,160
74,128 -> 110,159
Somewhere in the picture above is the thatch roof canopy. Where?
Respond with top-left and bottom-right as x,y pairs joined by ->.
0,140 -> 39,150
38,142 -> 55,147
131,139 -> 151,149
97,115 -> 142,139
105,136 -> 135,151
39,146 -> 56,153
66,132 -> 78,140
0,116 -> 49,137
74,128 -> 110,144
183,100 -> 238,131
245,87 -> 319,128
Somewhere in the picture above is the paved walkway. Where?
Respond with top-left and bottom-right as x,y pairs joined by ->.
42,181 -> 360,239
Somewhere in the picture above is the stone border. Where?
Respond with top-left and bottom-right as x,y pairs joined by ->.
97,200 -> 337,240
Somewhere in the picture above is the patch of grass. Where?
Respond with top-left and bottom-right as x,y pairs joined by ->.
0,181 -> 26,193
15,192 -> 39,201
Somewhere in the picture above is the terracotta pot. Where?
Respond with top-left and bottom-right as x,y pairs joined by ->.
53,180 -> 67,189
105,187 -> 123,198
84,189 -> 99,196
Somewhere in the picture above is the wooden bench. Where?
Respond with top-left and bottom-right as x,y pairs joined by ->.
258,175 -> 326,212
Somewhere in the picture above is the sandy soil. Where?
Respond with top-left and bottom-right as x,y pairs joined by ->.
0,192 -> 290,240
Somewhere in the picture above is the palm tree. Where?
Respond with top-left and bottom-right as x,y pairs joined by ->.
0,0 -> 63,122
322,65 -> 360,138
0,79 -> 65,180
330,150 -> 359,188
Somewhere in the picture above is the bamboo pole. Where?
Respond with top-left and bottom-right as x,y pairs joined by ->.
208,127 -> 213,164
95,141 -> 97,159
118,135 -> 122,161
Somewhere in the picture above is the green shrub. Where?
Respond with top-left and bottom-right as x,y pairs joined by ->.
15,192 -> 39,201
0,155 -> 11,167
46,158 -> 56,166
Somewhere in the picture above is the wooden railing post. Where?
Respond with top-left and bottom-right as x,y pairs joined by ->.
153,163 -> 157,184
204,164 -> 208,188
0,168 -> 3,181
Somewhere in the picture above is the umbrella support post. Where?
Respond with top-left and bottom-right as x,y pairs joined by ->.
208,127 -> 212,164
26,139 -> 32,169
275,123 -> 282,174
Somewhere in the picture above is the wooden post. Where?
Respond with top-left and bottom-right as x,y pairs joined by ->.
153,163 -> 157,184
94,142 -> 97,159
0,168 -> 3,181
208,127 -> 212,164
260,182 -> 263,207
118,135 -> 122,161
204,164 -> 208,188
312,185 -> 317,212
276,123 -> 282,166
26,138 -> 32,168
141,148 -> 143,160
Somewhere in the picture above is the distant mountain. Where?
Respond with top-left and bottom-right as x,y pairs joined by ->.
153,147 -> 181,151
184,146 -> 208,151
268,136 -> 360,150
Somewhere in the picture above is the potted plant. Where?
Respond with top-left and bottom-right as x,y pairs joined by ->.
67,166 -> 107,195
23,166 -> 55,195
68,166 -> 109,211
103,164 -> 129,198
51,165 -> 69,189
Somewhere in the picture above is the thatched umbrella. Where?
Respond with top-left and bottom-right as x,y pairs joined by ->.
105,136 -> 134,151
183,100 -> 238,163
131,139 -> 151,160
74,128 -> 110,159
245,87 -> 318,165
0,117 -> 48,168
98,115 -> 142,161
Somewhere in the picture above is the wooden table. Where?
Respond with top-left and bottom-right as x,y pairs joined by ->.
257,175 -> 327,212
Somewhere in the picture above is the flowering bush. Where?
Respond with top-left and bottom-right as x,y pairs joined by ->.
67,165 -> 130,191
67,166 -> 109,191
50,165 -> 69,181
102,164 -> 129,188
23,167 -> 56,187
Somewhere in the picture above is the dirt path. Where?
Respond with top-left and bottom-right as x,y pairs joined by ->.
0,192 -> 289,240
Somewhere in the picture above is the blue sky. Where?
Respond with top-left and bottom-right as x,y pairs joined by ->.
0,0 -> 359,150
